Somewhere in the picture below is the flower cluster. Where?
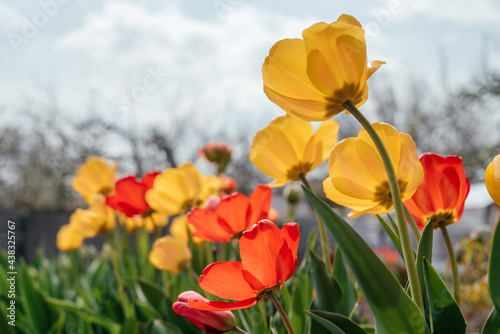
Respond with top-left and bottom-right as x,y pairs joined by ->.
46,12 -> 500,334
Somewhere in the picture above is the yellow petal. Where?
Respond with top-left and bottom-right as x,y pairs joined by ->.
485,154 -> 500,206
263,38 -> 326,102
72,157 -> 117,202
263,86 -> 337,121
305,119 -> 339,169
170,214 -> 203,248
149,236 -> 192,274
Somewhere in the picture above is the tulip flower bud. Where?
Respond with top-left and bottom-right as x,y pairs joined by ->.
173,291 -> 236,333
199,142 -> 233,174
283,183 -> 302,205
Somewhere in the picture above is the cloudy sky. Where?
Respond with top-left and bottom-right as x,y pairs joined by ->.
2,0 -> 500,137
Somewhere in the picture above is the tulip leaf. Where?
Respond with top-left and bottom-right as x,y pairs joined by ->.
489,221 -> 500,311
332,248 -> 358,316
416,219 -> 434,325
18,259 -> 55,334
307,250 -> 343,312
422,258 -> 466,333
289,258 -> 313,334
303,187 -> 430,334
482,307 -> 500,334
45,296 -> 121,334
307,310 -> 367,334
305,310 -> 346,334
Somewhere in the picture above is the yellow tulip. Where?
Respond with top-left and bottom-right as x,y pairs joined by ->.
72,156 -> 117,203
485,154 -> 500,207
323,122 -> 423,218
250,114 -> 339,187
146,163 -> 220,215
56,224 -> 84,252
69,195 -> 116,238
149,235 -> 192,274
170,214 -> 203,248
262,14 -> 385,121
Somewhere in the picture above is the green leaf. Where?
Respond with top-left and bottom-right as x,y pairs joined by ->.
305,310 -> 346,334
18,260 -> 51,334
489,221 -> 500,311
307,250 -> 343,312
422,259 -> 466,333
45,297 -> 121,334
332,248 -> 358,316
303,187 -> 430,334
483,307 -> 500,334
416,219 -> 434,324
308,310 -> 367,334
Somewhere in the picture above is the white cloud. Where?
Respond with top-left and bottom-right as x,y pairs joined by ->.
0,2 -> 25,33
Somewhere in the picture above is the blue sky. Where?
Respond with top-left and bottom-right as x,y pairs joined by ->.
1,0 -> 499,136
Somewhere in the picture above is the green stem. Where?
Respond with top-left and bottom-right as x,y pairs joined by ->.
299,174 -> 331,273
269,292 -> 295,334
343,100 -> 424,313
438,222 -> 460,307
403,204 -> 421,244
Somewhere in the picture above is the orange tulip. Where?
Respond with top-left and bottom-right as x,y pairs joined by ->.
188,220 -> 299,311
106,172 -> 160,217
199,142 -> 233,174
405,153 -> 470,229
188,185 -> 272,243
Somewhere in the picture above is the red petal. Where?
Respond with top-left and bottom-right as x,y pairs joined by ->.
188,297 -> 258,311
281,222 -> 300,259
199,262 -> 256,300
216,193 -> 251,235
188,208 -> 234,243
239,220 -> 283,289
142,171 -> 161,189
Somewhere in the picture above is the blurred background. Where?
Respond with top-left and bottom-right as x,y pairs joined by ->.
1,0 -> 500,272
2,0 -> 500,329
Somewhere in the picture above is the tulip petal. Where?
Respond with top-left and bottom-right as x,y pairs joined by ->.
263,38 -> 326,102
263,87 -> 339,121
239,220 -> 283,289
248,185 -> 272,225
199,262 -> 256,300
188,208 -> 234,243
216,193 -> 251,234
148,236 -> 191,274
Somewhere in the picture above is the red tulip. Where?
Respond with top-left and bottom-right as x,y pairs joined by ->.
188,185 -> 272,243
106,171 -> 160,217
